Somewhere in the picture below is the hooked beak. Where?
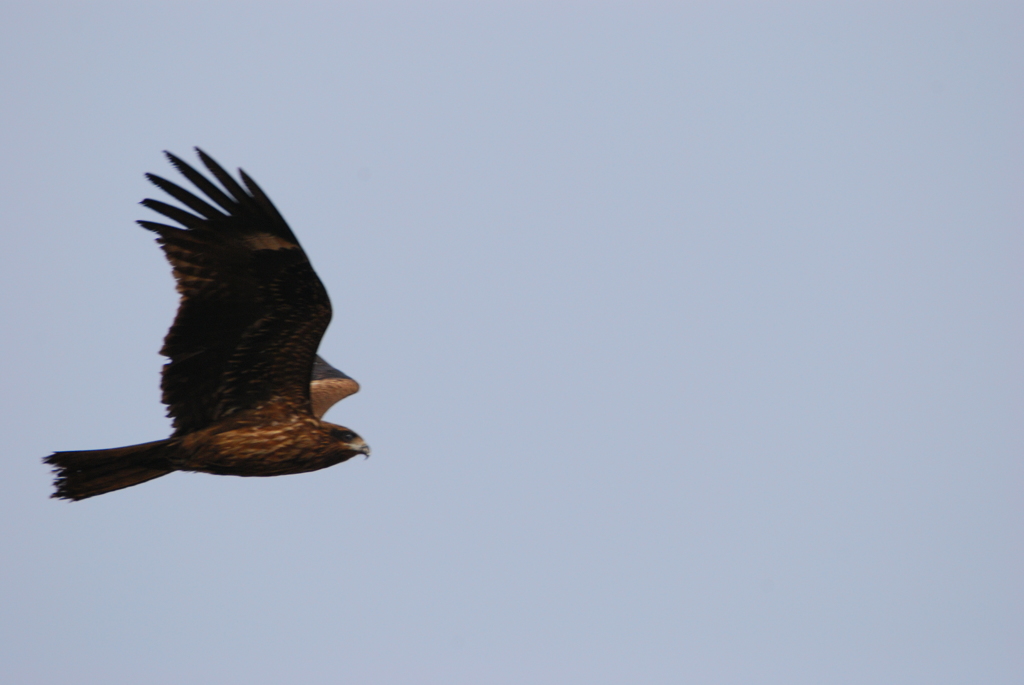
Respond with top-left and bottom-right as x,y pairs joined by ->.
350,437 -> 371,459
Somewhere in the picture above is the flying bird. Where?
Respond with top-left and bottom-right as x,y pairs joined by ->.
45,149 -> 369,500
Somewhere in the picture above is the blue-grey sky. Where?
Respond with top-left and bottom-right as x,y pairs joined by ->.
1,3 -> 1021,683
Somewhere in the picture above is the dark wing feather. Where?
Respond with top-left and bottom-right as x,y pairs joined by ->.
140,149 -> 331,436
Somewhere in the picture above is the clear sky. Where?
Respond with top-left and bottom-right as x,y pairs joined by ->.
1,3 -> 1021,684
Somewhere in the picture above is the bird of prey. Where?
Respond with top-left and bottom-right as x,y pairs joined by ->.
45,149 -> 369,501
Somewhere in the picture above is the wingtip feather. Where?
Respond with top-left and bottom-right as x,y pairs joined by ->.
195,149 -> 250,205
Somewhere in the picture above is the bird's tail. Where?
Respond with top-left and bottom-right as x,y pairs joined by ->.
44,439 -> 179,501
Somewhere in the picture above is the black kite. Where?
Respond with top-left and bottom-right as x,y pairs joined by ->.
45,149 -> 369,500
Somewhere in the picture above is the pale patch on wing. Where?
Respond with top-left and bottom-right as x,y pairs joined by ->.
244,233 -> 297,251
310,377 -> 361,418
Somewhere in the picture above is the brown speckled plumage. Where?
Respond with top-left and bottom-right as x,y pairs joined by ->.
44,149 -> 369,501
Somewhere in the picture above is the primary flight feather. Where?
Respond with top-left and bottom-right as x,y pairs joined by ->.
45,149 -> 368,501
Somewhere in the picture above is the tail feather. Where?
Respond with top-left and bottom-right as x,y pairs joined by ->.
45,440 -> 178,501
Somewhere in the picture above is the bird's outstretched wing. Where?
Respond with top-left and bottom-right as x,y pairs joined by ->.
139,149 -> 331,436
310,355 -> 360,418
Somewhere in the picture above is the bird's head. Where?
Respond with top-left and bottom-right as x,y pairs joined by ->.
325,423 -> 371,459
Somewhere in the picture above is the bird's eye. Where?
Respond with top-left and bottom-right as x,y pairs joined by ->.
331,428 -> 356,442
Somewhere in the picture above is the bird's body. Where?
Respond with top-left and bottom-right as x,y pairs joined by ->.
45,149 -> 369,501
175,402 -> 359,477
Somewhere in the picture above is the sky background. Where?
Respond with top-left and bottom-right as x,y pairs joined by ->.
1,2 -> 1021,683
